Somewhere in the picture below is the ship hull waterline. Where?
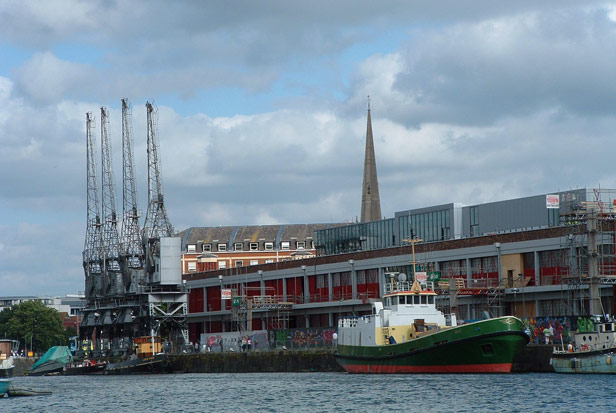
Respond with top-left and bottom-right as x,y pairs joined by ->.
335,318 -> 529,374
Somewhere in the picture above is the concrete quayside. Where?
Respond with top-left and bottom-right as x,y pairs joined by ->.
12,344 -> 553,375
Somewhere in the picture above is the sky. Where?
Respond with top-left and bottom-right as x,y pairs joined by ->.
2,0 -> 616,296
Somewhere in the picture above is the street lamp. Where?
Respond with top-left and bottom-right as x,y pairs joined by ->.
301,265 -> 307,303
511,288 -> 519,316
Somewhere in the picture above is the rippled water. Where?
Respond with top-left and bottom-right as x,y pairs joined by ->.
3,373 -> 613,412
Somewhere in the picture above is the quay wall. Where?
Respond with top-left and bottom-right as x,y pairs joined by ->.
512,344 -> 554,373
170,350 -> 343,373
170,344 -> 554,373
12,344 -> 553,375
14,358 -> 35,376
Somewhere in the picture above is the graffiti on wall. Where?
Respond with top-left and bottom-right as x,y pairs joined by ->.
521,316 -> 601,344
271,328 -> 337,349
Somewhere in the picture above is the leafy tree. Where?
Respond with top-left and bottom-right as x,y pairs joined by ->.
0,300 -> 68,353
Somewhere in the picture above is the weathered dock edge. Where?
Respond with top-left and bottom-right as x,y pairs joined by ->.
12,344 -> 553,375
170,350 -> 344,373
169,344 -> 553,374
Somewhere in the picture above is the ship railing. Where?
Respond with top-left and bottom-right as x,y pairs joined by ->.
338,315 -> 374,328
384,281 -> 412,294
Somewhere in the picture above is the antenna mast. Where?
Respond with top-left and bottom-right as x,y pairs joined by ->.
100,106 -> 123,295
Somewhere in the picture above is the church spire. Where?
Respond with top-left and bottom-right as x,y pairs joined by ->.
360,96 -> 382,223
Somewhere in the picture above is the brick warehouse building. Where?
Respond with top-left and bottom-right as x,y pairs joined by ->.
182,188 -> 616,344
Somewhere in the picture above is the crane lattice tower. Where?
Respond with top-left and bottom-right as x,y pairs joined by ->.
121,99 -> 145,292
143,101 -> 174,240
83,112 -> 104,298
100,106 -> 124,296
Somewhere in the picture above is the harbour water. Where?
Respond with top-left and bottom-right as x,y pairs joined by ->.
3,372 -> 613,412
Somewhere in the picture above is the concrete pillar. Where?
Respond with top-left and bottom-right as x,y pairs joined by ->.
302,266 -> 309,303
327,272 -> 332,301
350,260 -> 357,300
379,267 -> 385,297
534,251 -> 540,286
282,276 -> 287,301
465,258 -> 472,286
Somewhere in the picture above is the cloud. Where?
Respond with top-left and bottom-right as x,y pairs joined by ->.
14,52 -> 92,104
3,1 -> 616,297
389,8 -> 616,126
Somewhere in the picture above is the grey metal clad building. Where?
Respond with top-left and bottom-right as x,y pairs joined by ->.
316,188 -> 592,256
461,189 -> 587,238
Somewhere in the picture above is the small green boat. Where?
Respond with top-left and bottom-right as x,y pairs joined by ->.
335,278 -> 529,373
30,346 -> 73,376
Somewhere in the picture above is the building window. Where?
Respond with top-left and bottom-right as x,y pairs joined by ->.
265,259 -> 274,263
187,244 -> 196,253
187,262 -> 196,272
234,243 -> 243,251
296,241 -> 306,249
250,260 -> 258,266
281,241 -> 290,250
235,260 -> 243,267
203,244 -> 212,252
218,244 -> 227,252
250,243 -> 259,251
218,261 -> 227,269
265,242 -> 273,250
470,206 -> 479,236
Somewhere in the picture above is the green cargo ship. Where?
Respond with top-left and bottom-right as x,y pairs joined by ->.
335,278 -> 529,373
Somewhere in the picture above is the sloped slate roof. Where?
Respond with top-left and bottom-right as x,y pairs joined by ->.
180,223 -> 345,249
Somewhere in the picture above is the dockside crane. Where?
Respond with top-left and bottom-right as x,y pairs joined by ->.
100,107 -> 124,296
80,100 -> 188,358
143,101 -> 174,241
83,112 -> 104,299
142,101 -> 188,347
121,99 -> 145,294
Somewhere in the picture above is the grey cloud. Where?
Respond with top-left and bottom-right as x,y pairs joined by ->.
389,8 -> 616,126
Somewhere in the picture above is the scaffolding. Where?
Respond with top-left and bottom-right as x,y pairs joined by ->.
233,286 -> 292,332
559,189 -> 616,314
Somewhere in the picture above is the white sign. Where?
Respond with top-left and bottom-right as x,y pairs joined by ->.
221,288 -> 232,300
415,272 -> 427,282
546,194 -> 560,209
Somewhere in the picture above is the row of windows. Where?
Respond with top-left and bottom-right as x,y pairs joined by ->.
399,210 -> 451,243
385,295 -> 435,306
187,241 -> 312,253
315,219 -> 395,255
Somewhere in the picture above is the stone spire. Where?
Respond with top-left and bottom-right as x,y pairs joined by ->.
360,97 -> 382,223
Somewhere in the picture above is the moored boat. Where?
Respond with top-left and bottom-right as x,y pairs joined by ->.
104,336 -> 171,374
551,315 -> 616,373
334,275 -> 529,373
30,346 -> 73,376
63,359 -> 107,375
105,353 -> 171,375
0,339 -> 16,397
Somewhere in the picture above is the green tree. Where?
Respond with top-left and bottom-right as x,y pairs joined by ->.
0,300 -> 67,353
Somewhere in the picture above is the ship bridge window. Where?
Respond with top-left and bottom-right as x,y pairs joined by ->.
414,296 -> 420,305
421,295 -> 427,305
386,297 -> 391,307
428,296 -> 434,305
